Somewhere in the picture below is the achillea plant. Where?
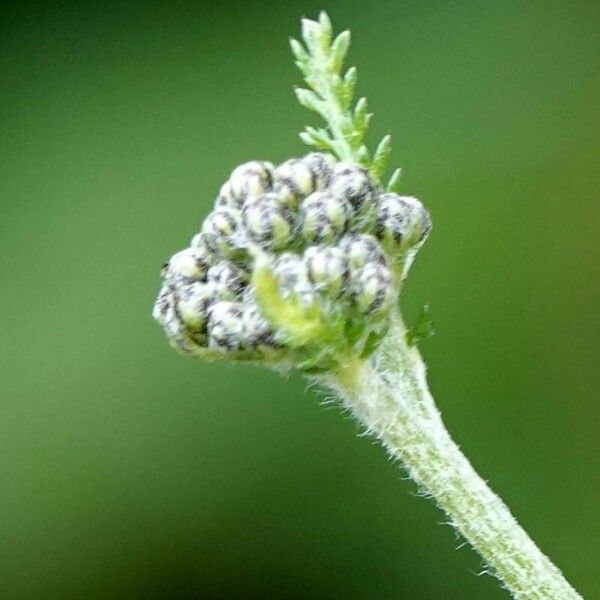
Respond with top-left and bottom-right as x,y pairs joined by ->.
153,13 -> 582,599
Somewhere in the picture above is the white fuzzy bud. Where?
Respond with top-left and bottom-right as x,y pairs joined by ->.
208,301 -> 245,352
242,193 -> 296,251
302,152 -> 336,189
242,302 -> 277,350
162,247 -> 210,283
175,282 -> 215,333
155,153 -> 431,368
303,245 -> 349,296
274,158 -> 315,199
201,207 -> 241,256
190,232 -> 211,254
153,287 -> 173,326
214,181 -> 237,209
273,253 -> 307,296
164,307 -> 201,354
229,161 -> 274,203
338,233 -> 387,271
300,191 -> 353,244
273,253 -> 316,307
207,261 -> 248,300
271,182 -> 299,209
375,194 -> 431,250
351,262 -> 393,316
329,162 -> 377,209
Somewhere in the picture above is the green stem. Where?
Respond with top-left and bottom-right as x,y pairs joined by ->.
311,75 -> 355,162
323,313 -> 582,600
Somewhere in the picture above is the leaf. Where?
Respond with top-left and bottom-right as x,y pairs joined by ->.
406,305 -> 436,347
299,131 -> 314,146
318,11 -> 333,44
299,127 -> 334,150
387,167 -> 402,193
289,38 -> 309,63
356,145 -> 371,166
290,14 -> 399,171
342,66 -> 357,107
294,87 -> 325,114
353,97 -> 372,136
330,30 -> 351,71
301,18 -> 321,51
371,134 -> 392,180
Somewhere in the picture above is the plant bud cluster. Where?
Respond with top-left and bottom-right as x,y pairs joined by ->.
153,153 -> 430,367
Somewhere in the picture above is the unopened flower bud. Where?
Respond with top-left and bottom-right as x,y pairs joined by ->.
300,191 -> 353,244
338,233 -> 387,271
273,253 -> 316,307
243,193 -> 296,251
351,262 -> 393,316
153,287 -> 173,326
271,182 -> 299,209
164,307 -> 200,354
162,247 -> 210,283
303,246 -> 349,296
274,158 -> 315,199
190,232 -> 211,253
375,194 -> 431,250
155,152 -> 431,367
207,261 -> 248,300
242,303 -> 277,350
273,253 -> 306,296
302,152 -> 336,189
175,282 -> 215,333
214,181 -> 237,209
208,301 -> 245,352
329,162 -> 377,209
229,161 -> 274,203
201,207 -> 241,256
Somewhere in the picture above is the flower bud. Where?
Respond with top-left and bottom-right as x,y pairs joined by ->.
300,191 -> 353,244
375,194 -> 431,251
207,260 -> 248,300
164,307 -> 201,354
208,301 -> 245,352
338,233 -> 387,271
174,282 -> 215,334
271,182 -> 299,209
155,153 -> 431,367
302,152 -> 335,189
214,181 -> 237,209
274,158 -> 315,199
303,245 -> 349,296
162,247 -> 210,283
242,193 -> 296,251
273,253 -> 316,308
273,253 -> 306,296
351,262 -> 393,316
229,161 -> 274,203
242,302 -> 277,350
329,162 -> 377,209
201,207 -> 241,256
190,232 -> 212,254
153,287 -> 173,326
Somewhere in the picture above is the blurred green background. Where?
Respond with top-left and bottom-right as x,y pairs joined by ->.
1,1 -> 598,598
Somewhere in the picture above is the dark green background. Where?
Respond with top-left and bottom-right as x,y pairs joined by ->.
1,1 -> 598,598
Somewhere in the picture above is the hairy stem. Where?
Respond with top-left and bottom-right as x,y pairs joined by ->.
322,313 -> 582,599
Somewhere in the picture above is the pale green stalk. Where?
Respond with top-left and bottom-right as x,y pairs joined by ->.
321,313 -> 581,599
293,13 -> 582,599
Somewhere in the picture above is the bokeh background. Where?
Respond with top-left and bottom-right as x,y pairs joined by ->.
1,1 -> 599,598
